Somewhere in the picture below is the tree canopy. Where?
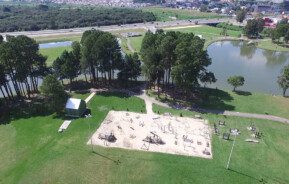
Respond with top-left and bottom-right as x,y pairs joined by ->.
278,64 -> 289,96
244,19 -> 264,38
227,76 -> 245,91
0,5 -> 156,32
40,75 -> 68,113
140,29 -> 215,97
0,35 -> 47,100
236,9 -> 247,23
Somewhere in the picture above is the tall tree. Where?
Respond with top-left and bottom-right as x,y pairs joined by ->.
172,33 -> 212,93
278,64 -> 289,96
244,19 -> 264,38
236,9 -> 247,23
81,30 -> 122,84
118,53 -> 141,86
40,75 -> 68,114
0,35 -> 47,99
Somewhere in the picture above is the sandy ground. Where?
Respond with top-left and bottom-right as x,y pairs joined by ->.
88,111 -> 212,158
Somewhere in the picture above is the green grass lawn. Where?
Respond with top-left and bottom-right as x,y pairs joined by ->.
40,46 -> 72,66
152,104 -> 289,184
1,91 -> 289,183
0,92 -> 146,183
128,35 -> 144,53
142,7 -> 223,21
35,35 -> 82,44
257,39 -> 289,52
148,87 -> 289,119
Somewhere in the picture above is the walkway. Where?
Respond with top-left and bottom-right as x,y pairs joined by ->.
132,89 -> 289,125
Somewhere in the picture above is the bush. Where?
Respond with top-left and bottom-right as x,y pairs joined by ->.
216,22 -> 243,32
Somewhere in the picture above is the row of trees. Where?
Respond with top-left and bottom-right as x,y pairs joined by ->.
52,30 -> 142,88
0,5 -> 156,32
140,30 -> 216,97
0,30 -> 142,113
0,35 -> 47,102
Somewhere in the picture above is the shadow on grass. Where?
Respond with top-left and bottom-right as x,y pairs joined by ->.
97,91 -> 132,98
0,99 -> 66,125
196,87 -> 235,111
234,90 -> 252,96
228,168 -> 266,183
92,150 -> 121,165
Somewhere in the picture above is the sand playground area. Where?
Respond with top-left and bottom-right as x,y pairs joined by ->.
88,110 -> 212,158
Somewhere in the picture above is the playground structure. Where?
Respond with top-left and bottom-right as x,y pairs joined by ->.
88,111 -> 212,159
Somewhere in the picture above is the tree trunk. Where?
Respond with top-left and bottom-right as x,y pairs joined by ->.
283,88 -> 287,97
6,83 -> 14,101
25,80 -> 31,99
90,64 -> 96,84
0,86 -> 7,102
9,74 -> 21,98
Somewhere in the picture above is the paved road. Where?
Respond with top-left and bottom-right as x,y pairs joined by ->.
1,18 -> 233,38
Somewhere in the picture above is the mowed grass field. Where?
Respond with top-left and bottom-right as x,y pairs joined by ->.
40,46 -> 72,66
1,91 -> 289,183
142,7 -> 223,21
148,87 -> 289,119
128,35 -> 144,53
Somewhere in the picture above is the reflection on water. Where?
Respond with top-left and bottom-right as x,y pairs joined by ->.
207,41 -> 289,95
39,41 -> 72,49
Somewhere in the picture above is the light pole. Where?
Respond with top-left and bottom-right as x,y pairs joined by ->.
226,133 -> 237,170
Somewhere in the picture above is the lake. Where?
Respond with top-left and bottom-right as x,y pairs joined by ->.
207,41 -> 289,95
39,41 -> 72,49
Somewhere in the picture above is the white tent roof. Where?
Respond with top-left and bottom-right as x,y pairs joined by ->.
65,98 -> 82,110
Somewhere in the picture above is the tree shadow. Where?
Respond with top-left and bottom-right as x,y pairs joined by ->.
0,99 -> 57,125
97,91 -> 132,99
234,90 -> 252,96
195,87 -> 235,111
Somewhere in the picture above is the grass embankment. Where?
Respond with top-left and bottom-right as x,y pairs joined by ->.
257,39 -> 289,52
148,87 -> 289,119
1,91 -> 289,183
40,46 -> 72,66
142,7 -> 223,21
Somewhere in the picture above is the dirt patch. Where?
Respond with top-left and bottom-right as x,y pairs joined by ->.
88,111 -> 212,158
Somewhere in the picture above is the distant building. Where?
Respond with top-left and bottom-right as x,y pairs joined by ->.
65,98 -> 87,118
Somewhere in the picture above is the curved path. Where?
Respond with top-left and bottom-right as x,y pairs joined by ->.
135,89 -> 289,125
107,87 -> 289,124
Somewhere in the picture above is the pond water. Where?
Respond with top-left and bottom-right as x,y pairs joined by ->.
207,41 -> 289,95
39,41 -> 72,49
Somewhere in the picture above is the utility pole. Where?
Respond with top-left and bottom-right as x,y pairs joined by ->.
226,134 -> 237,170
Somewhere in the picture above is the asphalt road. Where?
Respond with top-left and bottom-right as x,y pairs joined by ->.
1,18 -> 234,38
